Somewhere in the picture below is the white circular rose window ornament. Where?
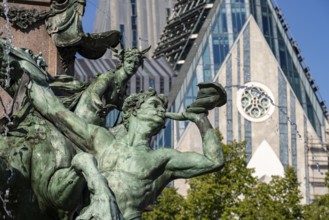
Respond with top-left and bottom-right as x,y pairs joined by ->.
236,82 -> 275,122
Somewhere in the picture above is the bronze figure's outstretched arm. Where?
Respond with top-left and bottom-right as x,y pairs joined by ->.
163,112 -> 225,179
27,82 -> 114,154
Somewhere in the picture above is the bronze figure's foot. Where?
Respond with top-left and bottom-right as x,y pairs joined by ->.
78,31 -> 121,60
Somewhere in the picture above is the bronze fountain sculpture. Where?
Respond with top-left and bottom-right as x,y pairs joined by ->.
0,1 -> 227,219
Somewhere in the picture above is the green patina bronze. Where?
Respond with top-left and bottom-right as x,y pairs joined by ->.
46,0 -> 121,73
0,39 -> 147,219
0,2 -> 227,220
0,41 -> 227,219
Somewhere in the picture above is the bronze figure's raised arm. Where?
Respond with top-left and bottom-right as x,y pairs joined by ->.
0,1 -> 229,219
0,40 -> 125,219
27,78 -> 226,219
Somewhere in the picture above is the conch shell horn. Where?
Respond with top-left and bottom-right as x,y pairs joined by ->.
186,82 -> 227,114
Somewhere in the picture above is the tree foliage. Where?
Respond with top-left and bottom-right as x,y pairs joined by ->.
303,171 -> 329,220
304,194 -> 329,220
183,140 -> 256,219
143,131 -> 305,219
182,141 -> 303,220
325,171 -> 329,188
234,167 -> 303,220
142,187 -> 186,220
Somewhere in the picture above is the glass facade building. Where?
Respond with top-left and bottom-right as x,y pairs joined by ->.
154,0 -> 326,147
151,0 -> 329,202
94,0 -> 176,58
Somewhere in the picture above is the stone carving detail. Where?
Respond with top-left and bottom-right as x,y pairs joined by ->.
241,87 -> 270,118
0,6 -> 49,30
237,82 -> 275,122
0,1 -> 121,75
45,0 -> 121,74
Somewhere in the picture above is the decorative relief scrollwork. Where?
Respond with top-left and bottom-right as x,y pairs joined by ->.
237,82 -> 275,122
0,6 -> 49,30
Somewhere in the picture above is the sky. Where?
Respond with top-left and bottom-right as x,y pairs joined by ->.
275,0 -> 329,108
83,0 -> 329,108
83,0 -> 99,33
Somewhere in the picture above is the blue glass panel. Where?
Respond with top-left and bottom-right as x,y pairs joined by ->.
164,120 -> 172,147
149,78 -> 155,88
292,71 -> 302,101
220,6 -> 227,33
120,24 -> 125,33
306,95 -> 322,137
279,50 -> 287,69
259,0 -> 276,52
212,38 -> 220,70
211,2 -> 231,73
120,24 -> 125,45
262,14 -> 269,35
219,35 -> 229,65
131,3 -> 136,16
184,73 -> 198,108
212,21 -> 219,34
202,43 -> 211,66
204,69 -> 212,82
133,30 -> 137,40
131,16 -> 137,25
231,0 -> 247,39
202,42 -> 212,82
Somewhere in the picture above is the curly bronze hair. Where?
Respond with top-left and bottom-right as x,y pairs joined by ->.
121,88 -> 168,128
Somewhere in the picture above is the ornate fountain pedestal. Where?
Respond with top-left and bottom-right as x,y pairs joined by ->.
0,0 -> 59,75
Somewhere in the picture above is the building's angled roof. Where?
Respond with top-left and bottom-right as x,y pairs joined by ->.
153,0 -> 214,70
